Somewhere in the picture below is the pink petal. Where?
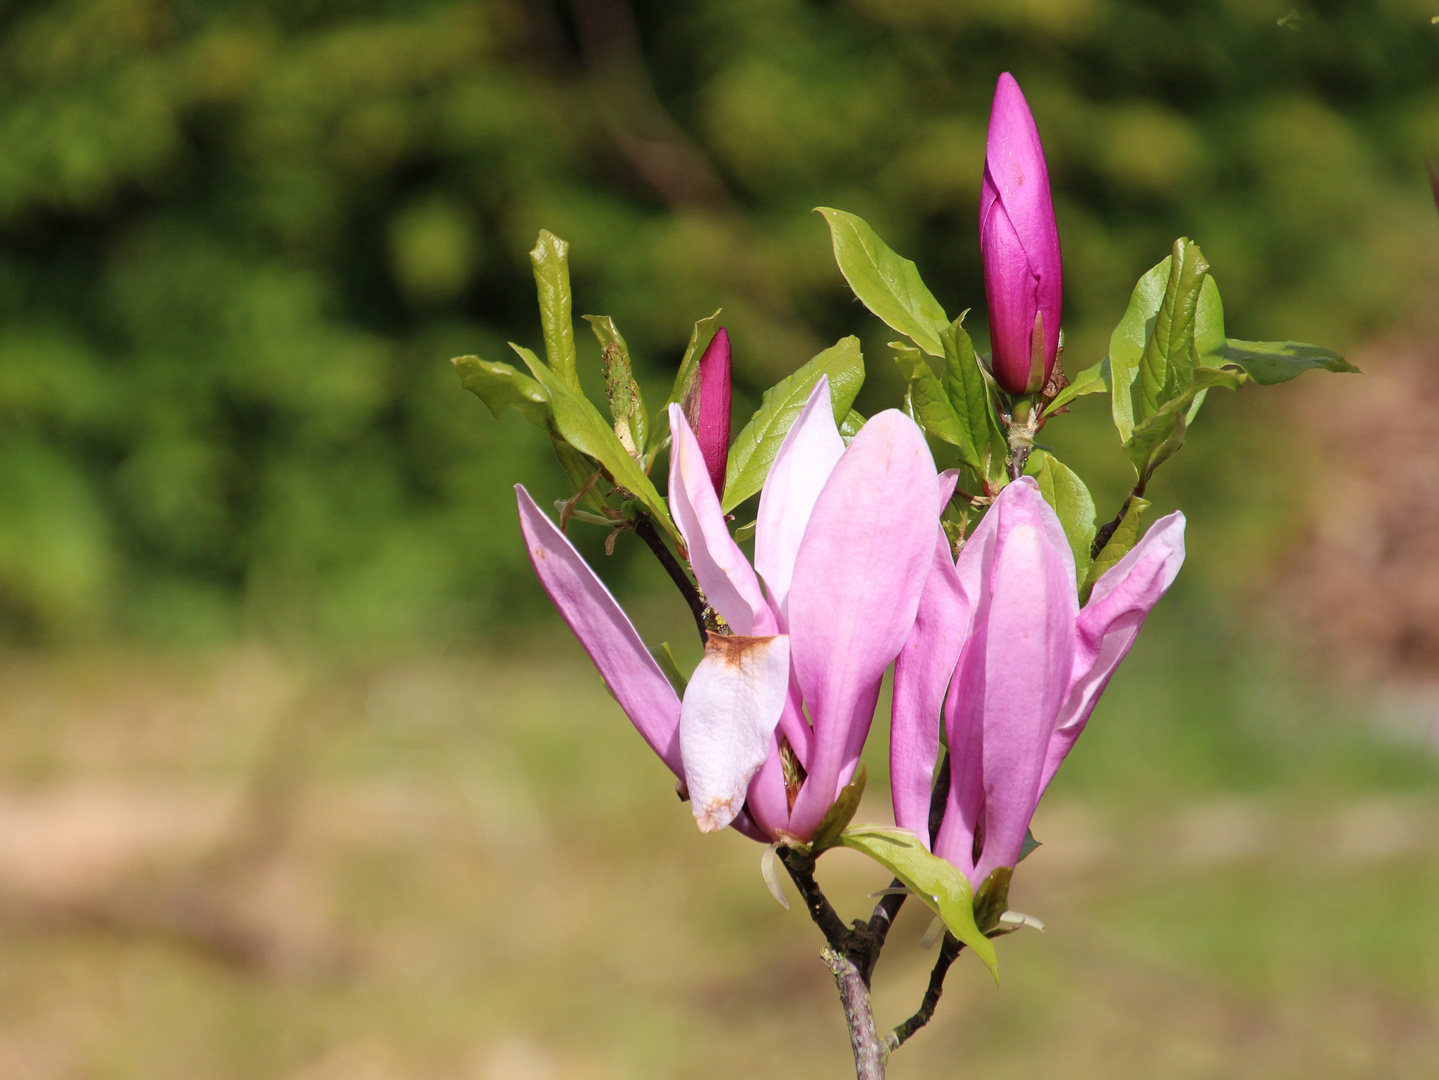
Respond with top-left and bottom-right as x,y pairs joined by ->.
744,736 -> 790,840
667,403 -> 775,636
754,377 -> 846,622
1039,512 -> 1186,794
681,633 -> 791,833
935,479 -> 1077,883
516,485 -> 682,777
784,410 -> 942,839
890,476 -> 967,850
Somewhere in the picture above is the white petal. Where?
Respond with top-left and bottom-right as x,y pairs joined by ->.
681,633 -> 791,832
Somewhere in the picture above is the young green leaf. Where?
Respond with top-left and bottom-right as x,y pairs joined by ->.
1042,358 -> 1110,417
1084,495 -> 1151,602
1107,257 -> 1171,443
892,343 -> 969,454
809,764 -> 866,854
838,825 -> 998,981
530,230 -> 580,391
941,315 -> 1005,478
1123,365 -> 1247,481
1138,238 -> 1209,421
816,207 -> 949,357
512,343 -> 681,541
972,867 -> 1012,934
722,336 -> 865,512
648,642 -> 688,697
838,409 -> 865,443
585,315 -> 647,455
1220,339 -> 1359,384
452,355 -> 550,428
1030,451 -> 1096,588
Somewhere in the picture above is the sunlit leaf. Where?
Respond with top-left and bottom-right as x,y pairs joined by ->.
941,314 -> 1005,478
1220,339 -> 1359,385
838,824 -> 998,981
810,764 -> 866,854
512,343 -> 680,540
1042,358 -> 1109,417
1030,451 -> 1095,588
452,355 -> 549,428
530,230 -> 580,392
816,207 -> 948,357
648,641 -> 688,696
1123,365 -> 1247,480
722,336 -> 865,512
1084,495 -> 1151,602
1107,257 -> 1171,443
585,315 -> 647,455
1138,238 -> 1209,422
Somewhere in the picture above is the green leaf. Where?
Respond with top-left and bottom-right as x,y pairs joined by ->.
512,343 -> 681,541
1018,829 -> 1041,863
722,336 -> 865,512
941,314 -> 1005,478
1041,358 -> 1109,417
1123,365 -> 1247,480
530,230 -> 580,392
733,519 -> 757,542
1137,238 -> 1209,422
891,342 -> 968,452
585,315 -> 647,455
838,409 -> 865,443
648,642 -> 688,697
1030,451 -> 1096,588
1220,339 -> 1359,385
973,867 -> 1012,934
810,764 -> 866,854
816,207 -> 948,357
550,436 -> 608,514
1107,257 -> 1171,444
452,355 -> 549,428
1084,495 -> 1151,602
838,825 -> 998,981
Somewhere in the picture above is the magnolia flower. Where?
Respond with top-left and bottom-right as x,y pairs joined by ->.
517,380 -> 943,842
680,327 -> 732,497
980,73 -> 1063,396
891,477 -> 1185,885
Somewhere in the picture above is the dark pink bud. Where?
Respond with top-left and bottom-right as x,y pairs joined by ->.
685,327 -> 731,497
980,73 -> 1063,396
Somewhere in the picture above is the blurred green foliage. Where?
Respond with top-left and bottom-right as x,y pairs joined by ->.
0,0 -> 1434,642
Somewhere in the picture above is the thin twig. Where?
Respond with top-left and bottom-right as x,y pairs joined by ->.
632,515 -> 710,645
776,847 -> 849,950
885,932 -> 966,1054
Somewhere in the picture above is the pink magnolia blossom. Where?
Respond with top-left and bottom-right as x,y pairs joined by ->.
517,380 -> 943,841
891,477 -> 1185,885
981,73 -> 1063,396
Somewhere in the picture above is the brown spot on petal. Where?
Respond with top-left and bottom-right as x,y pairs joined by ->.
704,632 -> 778,668
696,796 -> 739,833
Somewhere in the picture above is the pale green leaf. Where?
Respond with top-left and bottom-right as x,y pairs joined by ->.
810,764 -> 866,854
648,642 -> 688,697
452,355 -> 549,428
838,825 -> 998,981
512,343 -> 680,541
1030,451 -> 1096,588
1138,238 -> 1209,422
816,207 -> 948,357
585,315 -> 647,454
1221,339 -> 1359,385
941,314 -> 1006,479
1042,358 -> 1110,417
838,409 -> 865,443
530,230 -> 579,391
1107,257 -> 1171,443
1084,495 -> 1151,603
722,336 -> 865,512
